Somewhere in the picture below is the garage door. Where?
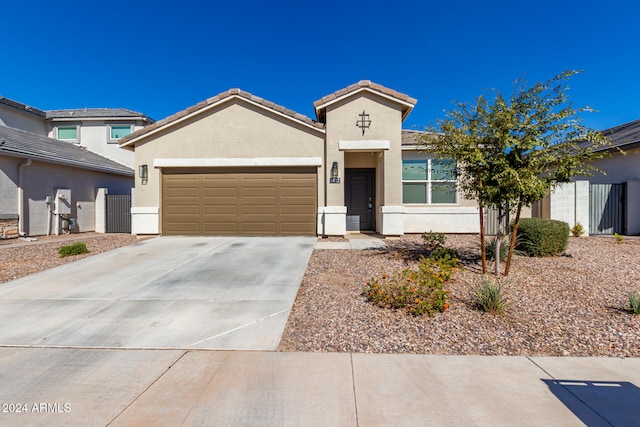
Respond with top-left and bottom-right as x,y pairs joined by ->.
162,167 -> 317,236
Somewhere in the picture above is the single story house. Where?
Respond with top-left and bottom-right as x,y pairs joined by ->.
119,81 -> 480,237
0,125 -> 134,237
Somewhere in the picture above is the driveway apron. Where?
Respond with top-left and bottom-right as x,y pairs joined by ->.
0,236 -> 316,350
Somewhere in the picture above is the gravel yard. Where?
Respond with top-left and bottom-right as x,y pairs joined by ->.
279,234 -> 640,357
0,233 -> 142,283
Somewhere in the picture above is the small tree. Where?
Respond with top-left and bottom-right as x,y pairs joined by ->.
421,71 -> 609,275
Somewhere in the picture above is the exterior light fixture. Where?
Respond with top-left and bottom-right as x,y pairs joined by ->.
330,161 -> 340,184
139,164 -> 148,184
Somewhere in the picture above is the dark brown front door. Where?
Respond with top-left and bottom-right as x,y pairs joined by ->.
345,169 -> 375,231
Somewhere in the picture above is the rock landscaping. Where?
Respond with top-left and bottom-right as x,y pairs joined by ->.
279,234 -> 640,357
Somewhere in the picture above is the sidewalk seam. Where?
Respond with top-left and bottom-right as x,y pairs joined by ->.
350,353 -> 360,427
105,349 -> 189,426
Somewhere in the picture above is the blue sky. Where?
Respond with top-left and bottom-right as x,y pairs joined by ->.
3,0 -> 639,131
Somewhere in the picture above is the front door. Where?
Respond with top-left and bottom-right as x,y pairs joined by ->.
345,169 -> 375,231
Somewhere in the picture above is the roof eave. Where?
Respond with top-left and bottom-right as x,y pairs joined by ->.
0,149 -> 134,176
314,87 -> 416,122
119,94 -> 325,148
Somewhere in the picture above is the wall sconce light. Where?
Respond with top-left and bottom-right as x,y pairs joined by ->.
139,164 -> 148,184
330,161 -> 340,183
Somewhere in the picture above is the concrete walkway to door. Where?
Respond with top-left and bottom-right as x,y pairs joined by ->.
0,236 -> 316,350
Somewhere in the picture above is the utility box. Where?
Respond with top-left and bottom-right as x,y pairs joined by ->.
54,189 -> 71,215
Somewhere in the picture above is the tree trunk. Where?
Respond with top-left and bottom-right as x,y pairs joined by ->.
479,201 -> 487,274
478,177 -> 487,274
494,204 -> 503,276
504,201 -> 522,276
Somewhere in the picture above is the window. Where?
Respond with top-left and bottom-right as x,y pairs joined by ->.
57,126 -> 78,141
109,125 -> 132,142
402,155 -> 457,204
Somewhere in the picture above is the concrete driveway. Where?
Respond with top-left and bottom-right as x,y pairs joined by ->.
0,236 -> 316,350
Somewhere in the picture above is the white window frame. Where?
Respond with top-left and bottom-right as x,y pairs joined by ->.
402,154 -> 458,205
107,124 -> 133,143
56,125 -> 79,142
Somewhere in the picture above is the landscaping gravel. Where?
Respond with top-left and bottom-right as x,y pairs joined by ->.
0,233 -> 142,283
279,234 -> 640,357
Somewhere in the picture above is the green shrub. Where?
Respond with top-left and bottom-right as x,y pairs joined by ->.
363,257 -> 455,316
571,223 -> 585,237
515,218 -> 569,257
422,231 -> 446,250
614,233 -> 624,244
629,291 -> 640,315
472,276 -> 510,315
429,246 -> 458,262
57,241 -> 89,258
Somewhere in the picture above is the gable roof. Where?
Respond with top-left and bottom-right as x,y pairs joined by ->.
0,125 -> 133,176
119,89 -> 325,148
0,97 -> 46,118
314,80 -> 417,123
46,108 -> 153,122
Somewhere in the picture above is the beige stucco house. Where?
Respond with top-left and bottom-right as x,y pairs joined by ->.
120,81 -> 480,236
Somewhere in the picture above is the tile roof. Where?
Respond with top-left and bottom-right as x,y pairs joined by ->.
313,80 -> 417,122
0,97 -> 46,118
401,129 -> 425,145
0,125 -> 133,176
46,108 -> 153,121
119,89 -> 325,147
600,118 -> 640,150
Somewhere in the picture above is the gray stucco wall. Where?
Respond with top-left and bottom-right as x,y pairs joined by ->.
0,156 -> 19,215
0,107 -> 48,135
17,160 -> 132,235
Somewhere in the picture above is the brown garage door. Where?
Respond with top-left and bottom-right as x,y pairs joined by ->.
162,167 -> 317,236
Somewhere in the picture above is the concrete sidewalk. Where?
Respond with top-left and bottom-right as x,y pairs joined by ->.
0,349 -> 637,426
316,233 -> 387,250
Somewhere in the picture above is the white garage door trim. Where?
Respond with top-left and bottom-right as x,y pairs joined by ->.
154,157 -> 322,168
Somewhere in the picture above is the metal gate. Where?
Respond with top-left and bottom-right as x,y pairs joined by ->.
484,205 -> 509,236
589,183 -> 625,235
106,194 -> 131,233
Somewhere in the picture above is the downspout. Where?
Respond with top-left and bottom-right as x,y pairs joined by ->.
17,158 -> 32,236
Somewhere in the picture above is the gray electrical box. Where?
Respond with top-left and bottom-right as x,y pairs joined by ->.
54,189 -> 71,215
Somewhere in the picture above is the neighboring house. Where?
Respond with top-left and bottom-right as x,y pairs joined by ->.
119,81 -> 480,236
533,118 -> 640,235
46,108 -> 153,168
0,125 -> 134,238
0,97 -> 153,168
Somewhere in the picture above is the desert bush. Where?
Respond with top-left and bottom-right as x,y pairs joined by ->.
571,223 -> 585,237
629,291 -> 640,315
429,246 -> 458,262
614,233 -> 624,244
57,241 -> 89,258
363,257 -> 455,316
422,231 -> 446,250
485,235 -> 523,261
472,276 -> 510,314
515,218 -> 569,257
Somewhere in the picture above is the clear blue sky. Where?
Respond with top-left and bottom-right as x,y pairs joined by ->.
3,0 -> 639,131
